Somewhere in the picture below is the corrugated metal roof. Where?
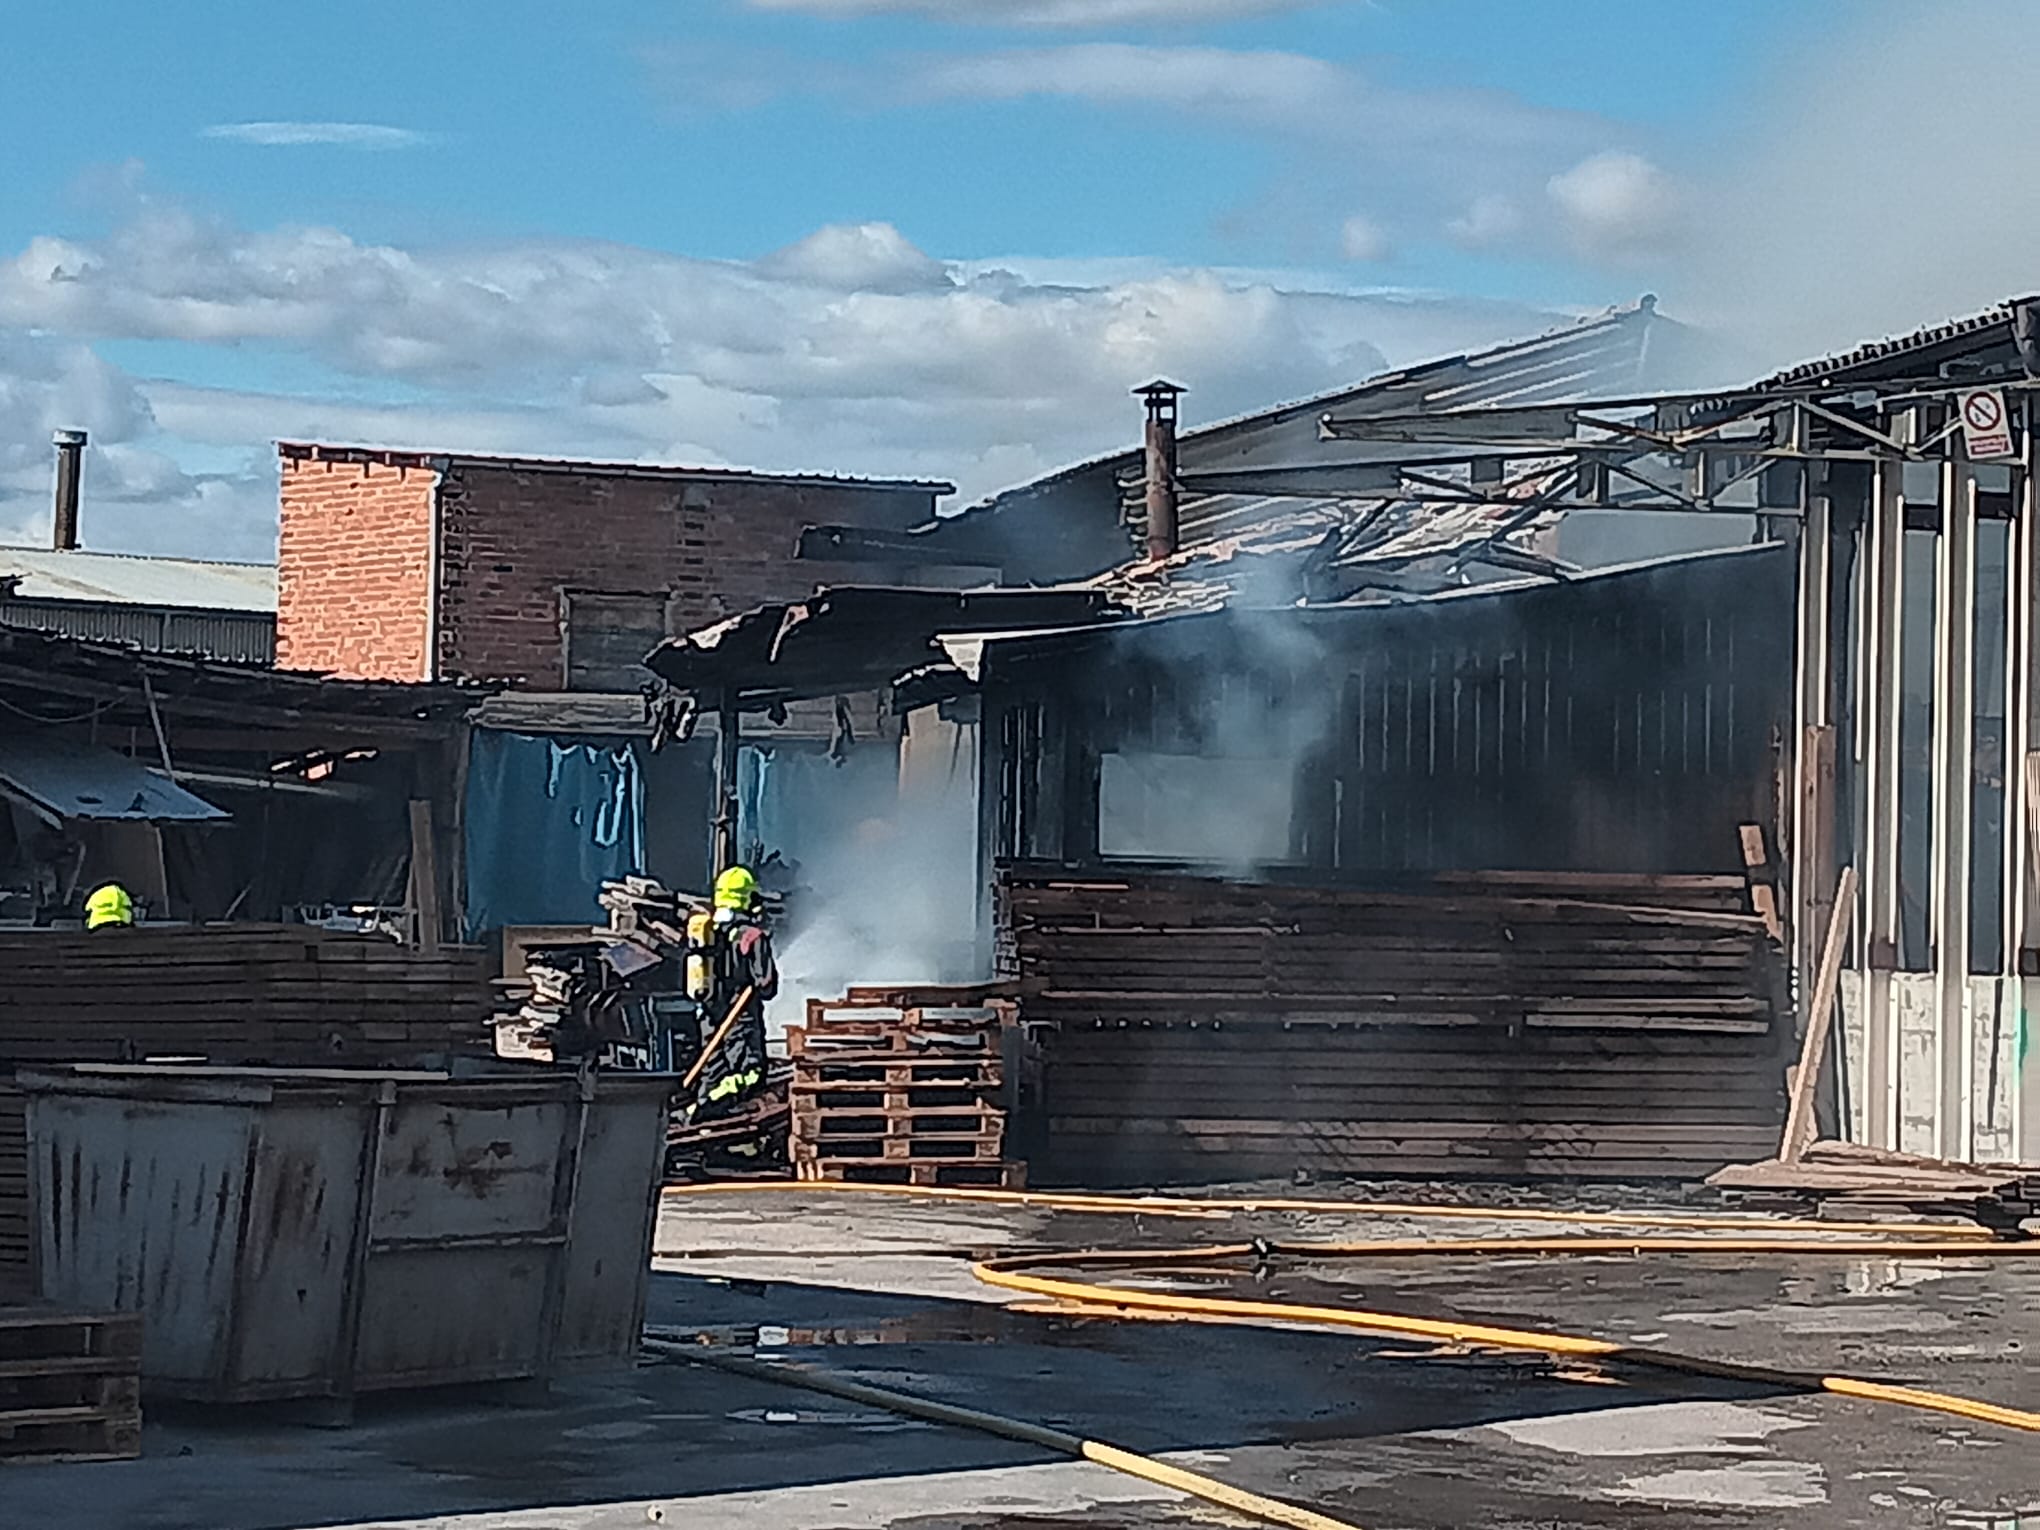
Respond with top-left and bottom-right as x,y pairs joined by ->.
1084,476 -> 1570,618
0,547 -> 277,613
1757,301 -> 2026,389
925,298 -> 1681,578
0,734 -> 229,824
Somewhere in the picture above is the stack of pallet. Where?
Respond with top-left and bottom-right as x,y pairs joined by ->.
0,1307 -> 141,1462
0,925 -> 493,1068
1001,869 -> 1790,1186
0,1087 -> 26,1300
788,987 -> 1022,1188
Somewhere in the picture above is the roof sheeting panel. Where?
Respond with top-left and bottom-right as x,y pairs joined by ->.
0,735 -> 229,824
0,548 -> 277,613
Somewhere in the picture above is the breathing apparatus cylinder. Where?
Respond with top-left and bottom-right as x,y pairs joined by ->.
685,910 -> 714,999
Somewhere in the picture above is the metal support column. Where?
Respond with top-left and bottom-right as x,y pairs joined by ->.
1932,458 -> 1978,1159
714,692 -> 741,877
1858,444 -> 1907,1147
2018,404 -> 2040,1157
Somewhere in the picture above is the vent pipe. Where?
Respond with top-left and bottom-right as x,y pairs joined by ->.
51,429 -> 86,551
1136,380 -> 1184,562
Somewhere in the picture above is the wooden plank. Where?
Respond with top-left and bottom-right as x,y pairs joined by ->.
1780,865 -> 1858,1163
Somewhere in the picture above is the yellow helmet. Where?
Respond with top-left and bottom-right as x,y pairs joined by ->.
713,865 -> 759,912
85,882 -> 135,930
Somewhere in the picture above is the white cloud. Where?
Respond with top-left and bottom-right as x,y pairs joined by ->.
201,122 -> 430,149
0,332 -> 274,558
1338,215 -> 1390,263
900,44 -> 1653,257
0,205 -> 1590,558
746,0 -> 1325,25
643,39 -> 1673,266
1447,193 -> 1522,249
1547,150 -> 1679,258
757,222 -> 956,293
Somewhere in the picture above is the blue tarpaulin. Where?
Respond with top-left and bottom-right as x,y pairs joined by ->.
464,732 -> 646,938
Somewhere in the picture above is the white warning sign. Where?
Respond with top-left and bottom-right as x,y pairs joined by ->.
1959,387 -> 2016,460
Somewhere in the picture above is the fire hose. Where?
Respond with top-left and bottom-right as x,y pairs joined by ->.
662,1179 -> 2040,1528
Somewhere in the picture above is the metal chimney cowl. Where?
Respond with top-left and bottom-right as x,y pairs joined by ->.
1135,380 -> 1184,563
52,429 -> 87,551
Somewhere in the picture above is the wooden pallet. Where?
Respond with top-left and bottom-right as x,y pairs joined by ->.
794,1158 -> 1027,1189
0,1307 -> 142,1463
791,987 -> 1023,1189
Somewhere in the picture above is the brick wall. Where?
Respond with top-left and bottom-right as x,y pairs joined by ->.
277,451 -> 438,679
276,447 -> 940,688
434,463 -> 932,686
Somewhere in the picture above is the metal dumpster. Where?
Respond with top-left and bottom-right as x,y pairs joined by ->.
19,1063 -> 671,1403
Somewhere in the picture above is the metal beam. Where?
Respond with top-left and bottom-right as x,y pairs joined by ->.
1859,436 -> 1908,1148
1933,458 -> 1978,1159
2018,402 -> 2040,1157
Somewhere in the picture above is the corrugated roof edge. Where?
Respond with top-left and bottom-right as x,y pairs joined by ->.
1757,300 -> 2032,389
277,441 -> 952,495
0,545 -> 273,574
944,540 -> 1790,664
933,298 -> 1661,525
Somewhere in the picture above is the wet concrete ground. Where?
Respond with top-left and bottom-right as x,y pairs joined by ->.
9,1182 -> 2037,1529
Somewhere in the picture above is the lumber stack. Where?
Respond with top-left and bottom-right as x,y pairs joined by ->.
0,1087 -> 26,1300
788,986 -> 1023,1188
0,1306 -> 142,1462
1001,869 -> 1789,1186
1709,1141 -> 2040,1231
0,925 -> 493,1069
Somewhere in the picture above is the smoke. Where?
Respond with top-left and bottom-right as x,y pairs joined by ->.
1093,604 -> 1345,878
761,710 -> 984,1029
1674,0 -> 2040,374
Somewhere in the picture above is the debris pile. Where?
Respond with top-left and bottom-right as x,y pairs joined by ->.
492,876 -> 792,1174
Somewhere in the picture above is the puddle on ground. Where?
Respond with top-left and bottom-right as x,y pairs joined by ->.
1608,1460 -> 1829,1510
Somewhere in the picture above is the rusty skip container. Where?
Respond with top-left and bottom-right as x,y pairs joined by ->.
19,1063 -> 670,1403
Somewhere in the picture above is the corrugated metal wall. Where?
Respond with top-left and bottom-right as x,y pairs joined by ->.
991,545 -> 1794,878
1335,548 -> 1791,873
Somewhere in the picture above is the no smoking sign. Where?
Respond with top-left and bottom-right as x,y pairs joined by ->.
1959,387 -> 2016,460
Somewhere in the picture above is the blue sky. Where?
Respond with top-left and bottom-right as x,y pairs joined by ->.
0,0 -> 2028,559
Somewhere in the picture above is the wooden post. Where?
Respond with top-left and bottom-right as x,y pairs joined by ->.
1780,865 -> 1859,1163
408,798 -> 442,956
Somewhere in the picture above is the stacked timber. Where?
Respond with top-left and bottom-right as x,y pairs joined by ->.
0,1306 -> 142,1462
0,925 -> 492,1069
1709,1142 -> 2040,1231
788,986 -> 1023,1188
1002,870 -> 1789,1186
0,1087 -> 26,1299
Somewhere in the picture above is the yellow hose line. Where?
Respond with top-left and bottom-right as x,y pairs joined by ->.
663,1178 -> 1992,1241
972,1258 -> 2040,1434
1012,1235 -> 2037,1267
667,1180 -> 2040,1433
645,1338 -> 1364,1530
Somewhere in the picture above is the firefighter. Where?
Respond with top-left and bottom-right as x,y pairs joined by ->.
83,882 -> 136,932
696,864 -> 777,1112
